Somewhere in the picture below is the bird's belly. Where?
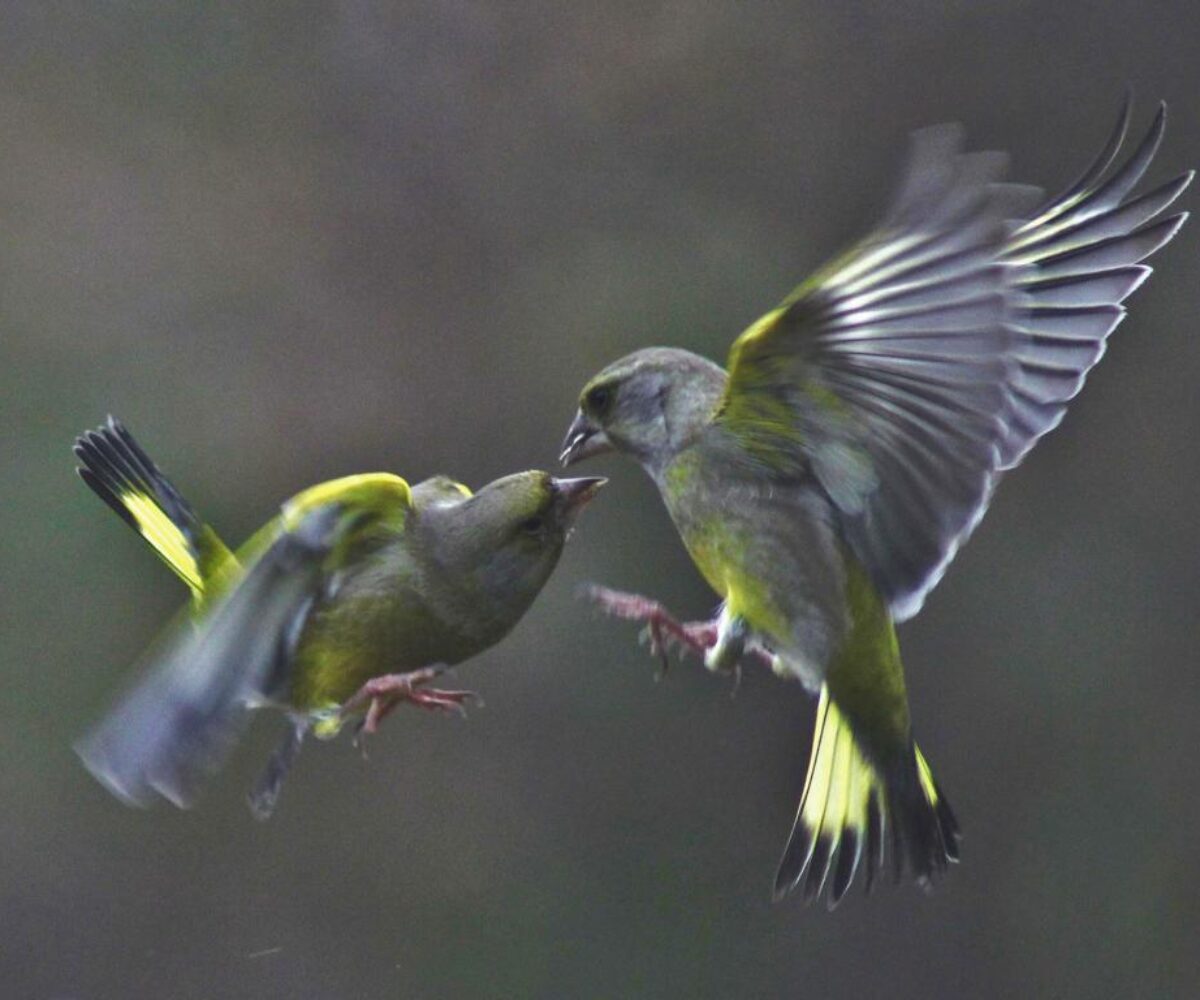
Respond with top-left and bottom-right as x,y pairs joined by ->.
671,491 -> 846,687
286,589 -> 478,711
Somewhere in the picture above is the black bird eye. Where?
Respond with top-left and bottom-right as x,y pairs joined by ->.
520,515 -> 546,536
586,385 -> 612,415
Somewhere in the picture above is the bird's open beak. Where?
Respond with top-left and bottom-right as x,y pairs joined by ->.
559,411 -> 613,466
551,475 -> 607,523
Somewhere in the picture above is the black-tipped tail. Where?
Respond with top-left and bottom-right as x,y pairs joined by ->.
773,685 -> 959,907
73,417 -> 232,596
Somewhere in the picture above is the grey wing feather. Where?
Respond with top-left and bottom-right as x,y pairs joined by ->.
870,104 -> 1185,615
793,130 -> 1024,619
75,508 -> 339,808
728,102 -> 1189,621
996,102 -> 1191,468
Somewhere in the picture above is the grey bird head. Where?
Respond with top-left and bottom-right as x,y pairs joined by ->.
560,347 -> 727,474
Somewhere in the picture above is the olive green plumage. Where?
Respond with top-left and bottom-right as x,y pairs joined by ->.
74,417 -> 603,813
561,99 -> 1190,904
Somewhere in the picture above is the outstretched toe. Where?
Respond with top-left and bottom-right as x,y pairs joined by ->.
341,667 -> 482,746
582,583 -> 722,672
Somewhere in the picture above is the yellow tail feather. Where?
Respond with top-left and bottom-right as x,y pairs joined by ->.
774,684 -> 959,906
74,417 -> 235,602
117,486 -> 206,595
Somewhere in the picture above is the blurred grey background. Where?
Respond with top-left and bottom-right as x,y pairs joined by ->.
3,2 -> 1199,997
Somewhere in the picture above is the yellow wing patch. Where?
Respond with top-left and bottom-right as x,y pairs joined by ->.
282,473 -> 413,531
720,236 -> 886,412
725,306 -> 787,374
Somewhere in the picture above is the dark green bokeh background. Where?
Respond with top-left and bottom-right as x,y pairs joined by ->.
4,3 -> 1199,997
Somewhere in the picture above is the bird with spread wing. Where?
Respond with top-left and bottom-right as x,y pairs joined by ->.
559,99 -> 1191,905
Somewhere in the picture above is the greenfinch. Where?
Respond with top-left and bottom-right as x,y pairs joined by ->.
560,100 -> 1190,904
75,417 -> 604,817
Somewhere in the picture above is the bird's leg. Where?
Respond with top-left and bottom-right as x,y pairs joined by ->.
583,585 -> 719,674
704,606 -> 746,674
247,717 -> 308,821
340,666 -> 481,743
585,585 -> 776,688
703,607 -> 786,697
703,606 -> 749,696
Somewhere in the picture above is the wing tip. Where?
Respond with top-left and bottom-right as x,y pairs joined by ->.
74,737 -> 154,810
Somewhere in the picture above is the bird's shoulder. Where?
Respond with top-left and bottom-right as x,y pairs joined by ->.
281,472 -> 413,530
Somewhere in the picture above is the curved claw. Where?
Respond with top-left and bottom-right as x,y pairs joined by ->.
583,584 -> 780,693
636,622 -> 672,676
584,584 -> 728,680
728,663 -> 744,700
341,667 -> 482,750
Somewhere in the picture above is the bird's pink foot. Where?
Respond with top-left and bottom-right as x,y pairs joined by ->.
340,667 -> 480,745
583,584 -> 776,683
582,585 -> 721,674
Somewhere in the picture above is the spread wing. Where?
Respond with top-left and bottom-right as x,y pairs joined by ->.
716,99 -> 1190,621
76,474 -> 413,808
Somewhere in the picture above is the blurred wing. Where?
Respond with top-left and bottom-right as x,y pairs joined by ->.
717,101 -> 1189,620
75,509 -> 340,808
76,475 -> 414,808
